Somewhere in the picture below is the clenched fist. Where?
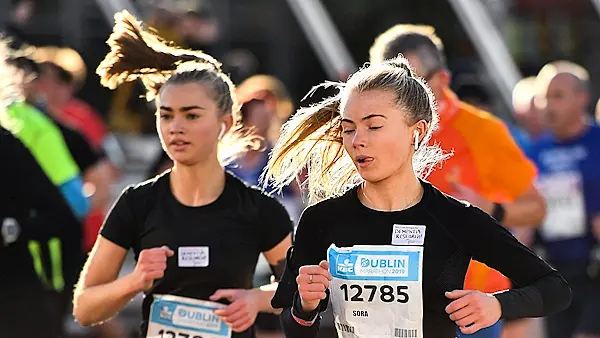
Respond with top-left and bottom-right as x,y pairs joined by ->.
297,260 -> 332,312
131,246 -> 174,291
445,290 -> 502,335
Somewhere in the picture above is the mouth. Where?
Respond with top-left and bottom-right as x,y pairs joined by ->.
169,140 -> 191,150
169,140 -> 190,146
355,155 -> 374,168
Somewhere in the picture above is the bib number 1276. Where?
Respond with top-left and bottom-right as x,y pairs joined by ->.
157,330 -> 203,338
340,284 -> 409,303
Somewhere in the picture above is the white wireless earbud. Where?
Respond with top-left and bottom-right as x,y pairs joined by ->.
414,130 -> 420,150
218,123 -> 226,140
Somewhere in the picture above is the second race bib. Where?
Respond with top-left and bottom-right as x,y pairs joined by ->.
328,244 -> 424,338
146,295 -> 232,338
537,171 -> 586,241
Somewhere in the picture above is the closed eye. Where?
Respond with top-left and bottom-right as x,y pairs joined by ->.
369,126 -> 382,130
342,129 -> 355,134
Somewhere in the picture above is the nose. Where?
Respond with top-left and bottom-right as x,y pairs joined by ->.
351,129 -> 366,149
169,115 -> 185,134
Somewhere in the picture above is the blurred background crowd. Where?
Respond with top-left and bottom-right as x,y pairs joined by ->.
1,0 -> 599,337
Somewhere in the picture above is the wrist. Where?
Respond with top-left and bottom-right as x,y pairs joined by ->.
492,292 -> 506,319
301,301 -> 318,313
123,273 -> 144,294
250,287 -> 271,312
292,292 -> 319,321
291,309 -> 319,327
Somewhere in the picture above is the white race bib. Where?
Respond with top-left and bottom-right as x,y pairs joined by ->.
537,172 -> 586,241
328,245 -> 424,338
178,247 -> 209,268
147,295 -> 232,338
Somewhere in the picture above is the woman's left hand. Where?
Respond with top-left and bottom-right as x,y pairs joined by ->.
210,289 -> 260,332
445,289 -> 502,334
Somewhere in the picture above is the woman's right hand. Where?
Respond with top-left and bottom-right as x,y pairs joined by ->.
131,245 -> 174,291
297,260 -> 332,312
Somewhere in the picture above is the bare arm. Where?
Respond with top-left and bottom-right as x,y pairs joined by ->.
453,184 -> 545,229
500,186 -> 546,228
477,186 -> 546,228
477,116 -> 545,228
72,237 -> 140,326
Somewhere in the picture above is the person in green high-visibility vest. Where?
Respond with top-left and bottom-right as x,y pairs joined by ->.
2,54 -> 90,336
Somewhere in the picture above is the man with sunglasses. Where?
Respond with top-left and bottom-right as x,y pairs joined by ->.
369,25 -> 547,338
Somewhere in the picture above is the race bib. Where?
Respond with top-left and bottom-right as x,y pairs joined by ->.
537,172 -> 586,241
178,247 -> 209,267
147,295 -> 232,338
328,245 -> 424,338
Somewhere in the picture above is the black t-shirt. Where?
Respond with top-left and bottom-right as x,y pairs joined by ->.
272,180 -> 572,338
101,171 -> 293,337
0,127 -> 80,296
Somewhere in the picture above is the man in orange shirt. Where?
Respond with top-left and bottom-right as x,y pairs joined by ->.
369,25 -> 546,338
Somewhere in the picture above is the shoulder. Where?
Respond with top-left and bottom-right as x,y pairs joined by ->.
224,171 -> 289,213
300,188 -> 355,222
16,103 -> 54,129
422,181 -> 484,222
425,181 -> 471,208
119,171 -> 169,204
455,102 -> 510,136
6,102 -> 53,134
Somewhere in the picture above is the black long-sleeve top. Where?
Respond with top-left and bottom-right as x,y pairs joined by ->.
0,127 -> 80,296
271,180 -> 572,338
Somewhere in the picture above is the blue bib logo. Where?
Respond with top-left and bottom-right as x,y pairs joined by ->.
336,254 -> 357,275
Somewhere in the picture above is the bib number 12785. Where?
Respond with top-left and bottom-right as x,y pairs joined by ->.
340,283 -> 409,303
157,330 -> 203,338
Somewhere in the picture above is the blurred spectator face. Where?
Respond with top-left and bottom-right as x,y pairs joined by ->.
178,13 -> 219,45
512,76 -> 544,137
37,63 -> 74,109
403,52 -> 449,101
236,75 -> 293,145
514,98 -> 544,137
241,99 -> 274,138
544,73 -> 587,134
6,56 -> 41,103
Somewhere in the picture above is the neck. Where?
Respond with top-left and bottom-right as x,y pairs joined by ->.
554,115 -> 588,141
170,157 -> 226,207
360,167 -> 423,212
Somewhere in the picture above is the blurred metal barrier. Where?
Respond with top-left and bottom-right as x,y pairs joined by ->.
592,0 -> 600,17
285,0 -> 356,81
95,0 -> 141,24
448,0 -> 522,113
